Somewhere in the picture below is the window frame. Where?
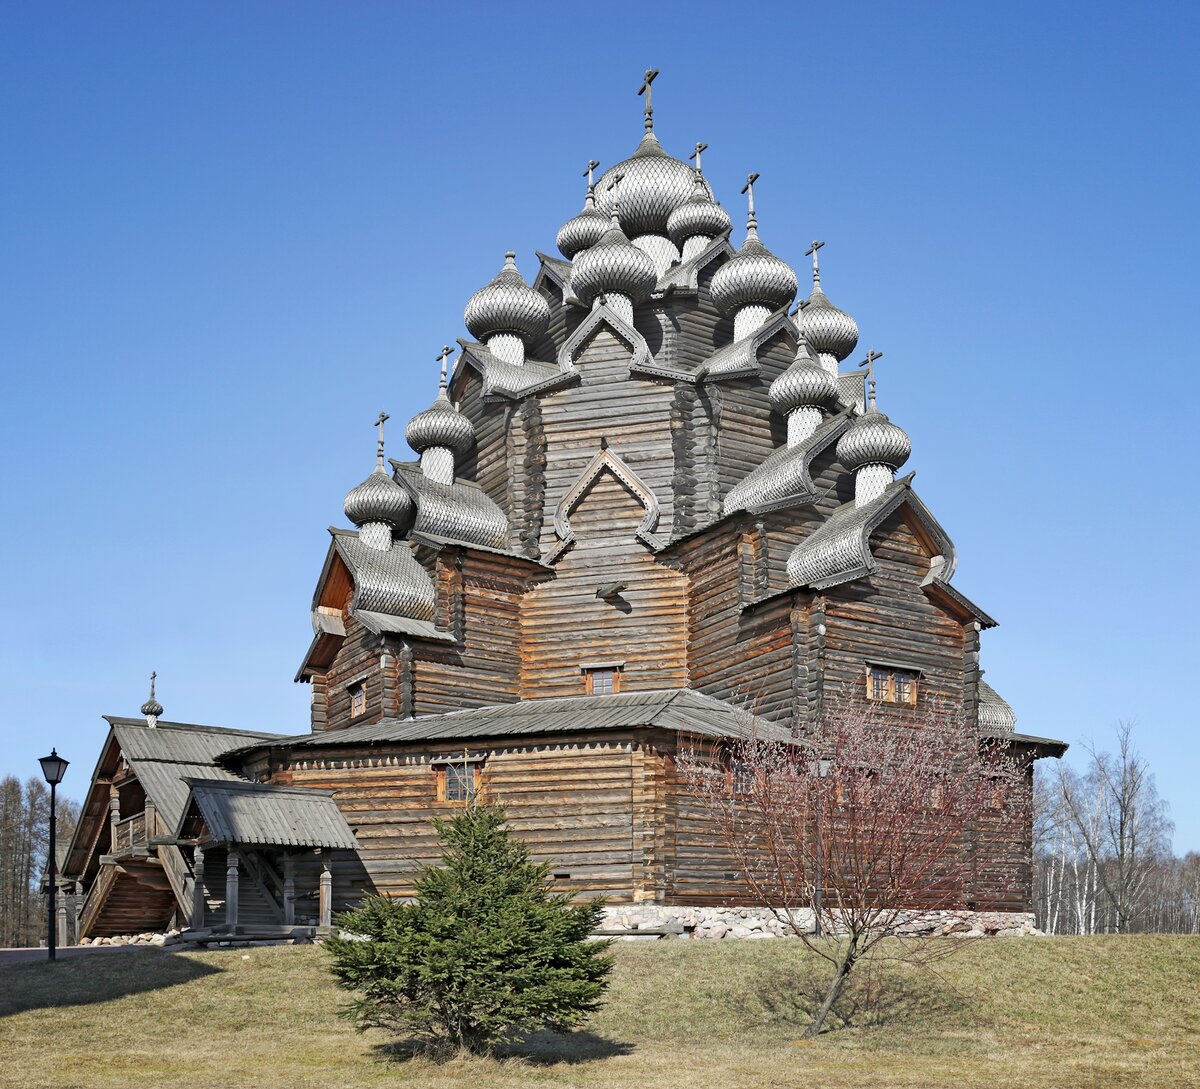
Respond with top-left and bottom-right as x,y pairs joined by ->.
436,761 -> 482,805
864,662 -> 921,706
583,665 -> 622,696
348,682 -> 366,719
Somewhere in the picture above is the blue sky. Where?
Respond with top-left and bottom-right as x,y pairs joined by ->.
2,2 -> 1198,847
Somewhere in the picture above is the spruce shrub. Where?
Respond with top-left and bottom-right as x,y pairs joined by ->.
325,803 -> 614,1055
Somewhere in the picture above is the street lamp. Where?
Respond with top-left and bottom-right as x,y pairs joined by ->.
39,749 -> 69,962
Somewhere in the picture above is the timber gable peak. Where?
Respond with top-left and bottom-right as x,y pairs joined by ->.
549,444 -> 664,563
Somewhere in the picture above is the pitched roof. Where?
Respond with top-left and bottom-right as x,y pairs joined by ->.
391,461 -> 510,550
179,778 -> 358,850
103,718 -> 289,831
222,688 -> 794,755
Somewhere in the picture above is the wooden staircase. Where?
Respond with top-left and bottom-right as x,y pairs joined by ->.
78,858 -> 177,938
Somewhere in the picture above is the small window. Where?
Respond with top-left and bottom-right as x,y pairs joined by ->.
730,757 -> 755,796
865,664 -> 920,706
348,683 -> 366,718
439,762 -> 480,804
584,667 -> 620,696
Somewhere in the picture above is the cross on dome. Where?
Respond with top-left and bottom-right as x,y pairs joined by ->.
689,142 -> 707,173
806,240 -> 825,288
638,68 -> 659,132
741,172 -> 761,236
859,349 -> 884,409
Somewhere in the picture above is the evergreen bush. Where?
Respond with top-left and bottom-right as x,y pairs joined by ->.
325,803 -> 613,1055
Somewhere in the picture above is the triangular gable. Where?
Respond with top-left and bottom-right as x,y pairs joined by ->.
557,302 -> 652,377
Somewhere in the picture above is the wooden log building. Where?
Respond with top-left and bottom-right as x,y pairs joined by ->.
61,77 -> 1065,941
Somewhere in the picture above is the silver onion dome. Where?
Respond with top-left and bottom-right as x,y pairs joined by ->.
769,352 -> 839,415
595,133 -> 712,237
406,392 -> 476,456
835,410 -> 912,471
464,252 -> 550,344
140,672 -> 163,719
557,189 -> 609,259
571,213 -> 658,307
344,466 -> 414,529
801,287 -> 860,363
710,235 -> 798,317
667,176 -> 732,245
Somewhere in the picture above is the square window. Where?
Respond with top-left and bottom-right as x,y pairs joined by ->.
349,683 -> 366,718
440,762 -> 478,803
865,665 -> 920,706
584,667 -> 620,696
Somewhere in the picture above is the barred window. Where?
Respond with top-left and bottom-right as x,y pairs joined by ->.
731,757 -> 755,795
584,667 -> 620,696
348,683 -> 366,718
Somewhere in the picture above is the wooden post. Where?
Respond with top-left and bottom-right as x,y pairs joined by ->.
283,853 -> 296,926
318,849 -> 332,929
144,797 -> 157,841
73,880 -> 83,943
192,846 -> 206,929
225,849 -> 240,932
56,886 -> 68,948
108,786 -> 120,832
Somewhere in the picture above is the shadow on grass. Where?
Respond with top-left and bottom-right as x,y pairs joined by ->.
371,1029 -> 634,1066
750,959 -> 971,1035
0,948 -> 222,1018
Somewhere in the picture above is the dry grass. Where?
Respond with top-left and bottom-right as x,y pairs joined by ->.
1,936 -> 1197,1088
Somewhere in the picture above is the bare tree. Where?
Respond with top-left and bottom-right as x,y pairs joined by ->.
680,700 -> 1023,1038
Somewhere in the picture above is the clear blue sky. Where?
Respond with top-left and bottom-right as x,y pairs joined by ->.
2,2 -> 1197,847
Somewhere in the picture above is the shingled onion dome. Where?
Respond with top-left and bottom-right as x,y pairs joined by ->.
406,350 -> 476,486
345,412 -> 415,550
667,147 -> 732,262
769,336 -> 839,447
140,671 -> 163,729
464,252 -> 550,368
800,243 -> 859,375
836,359 -> 911,507
710,174 -> 798,340
556,177 -> 609,260
595,132 -> 711,240
570,211 -> 657,325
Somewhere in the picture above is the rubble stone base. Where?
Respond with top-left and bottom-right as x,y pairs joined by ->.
599,905 -> 1039,940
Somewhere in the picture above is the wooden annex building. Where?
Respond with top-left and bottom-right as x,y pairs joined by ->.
61,77 -> 1065,943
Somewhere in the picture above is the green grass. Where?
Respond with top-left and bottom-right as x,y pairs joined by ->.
2,936 -> 1197,1088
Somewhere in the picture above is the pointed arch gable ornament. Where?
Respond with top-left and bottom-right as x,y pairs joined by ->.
548,443 -> 664,563
556,301 -> 653,376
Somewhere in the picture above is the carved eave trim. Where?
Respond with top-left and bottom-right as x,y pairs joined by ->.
557,303 -> 653,377
923,574 -> 997,629
549,445 -> 664,564
455,339 -> 577,401
695,308 -> 797,384
534,251 -> 587,309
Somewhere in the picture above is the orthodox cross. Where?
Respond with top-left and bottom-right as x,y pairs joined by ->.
606,170 -> 625,215
806,240 -> 825,288
147,671 -> 157,701
689,142 -> 708,174
583,159 -> 600,190
638,68 -> 659,131
436,345 -> 453,392
858,349 -> 884,409
741,172 -> 760,234
374,411 -> 389,467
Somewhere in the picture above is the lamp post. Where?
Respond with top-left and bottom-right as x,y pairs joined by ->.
39,749 -> 69,961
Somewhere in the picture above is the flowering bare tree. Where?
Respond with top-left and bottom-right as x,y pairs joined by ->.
679,700 -> 1024,1038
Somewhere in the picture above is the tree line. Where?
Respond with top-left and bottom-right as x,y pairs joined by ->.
1034,723 -> 1197,934
0,776 -> 79,947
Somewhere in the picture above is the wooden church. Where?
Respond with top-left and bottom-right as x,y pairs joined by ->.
60,74 -> 1065,942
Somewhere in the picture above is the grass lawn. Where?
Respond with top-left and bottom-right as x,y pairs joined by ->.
1,936 -> 1197,1088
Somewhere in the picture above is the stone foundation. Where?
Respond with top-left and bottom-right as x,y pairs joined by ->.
599,905 -> 1039,940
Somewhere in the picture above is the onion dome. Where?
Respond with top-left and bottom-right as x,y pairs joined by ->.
667,174 -> 732,246
344,466 -> 414,529
769,350 -> 839,415
406,390 -> 475,457
140,672 -> 163,719
709,174 -> 797,318
557,186 -> 609,259
800,243 -> 859,363
464,252 -> 550,343
802,289 -> 860,363
835,409 -> 911,471
596,133 -> 713,237
571,213 -> 658,307
710,235 -> 798,316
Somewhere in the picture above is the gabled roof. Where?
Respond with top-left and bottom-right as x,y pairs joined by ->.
723,411 -> 851,515
655,232 -> 734,295
391,461 -> 510,550
695,308 -> 796,382
456,338 -> 575,400
331,528 -> 438,620
178,778 -> 358,850
219,688 -> 794,758
785,475 -> 957,591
